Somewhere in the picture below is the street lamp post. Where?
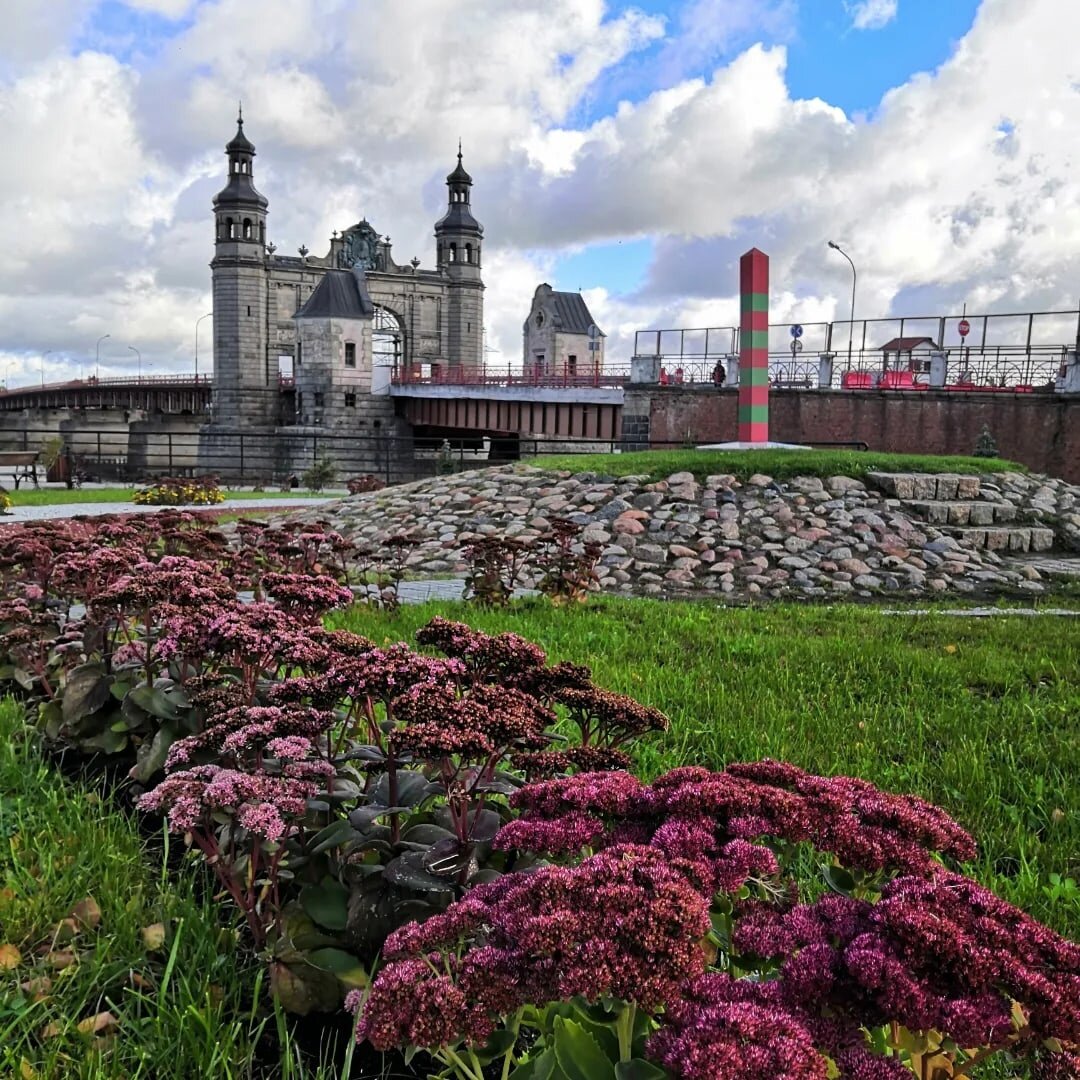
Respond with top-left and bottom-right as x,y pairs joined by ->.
128,345 -> 141,380
195,312 -> 212,381
828,242 -> 857,368
95,333 -> 110,381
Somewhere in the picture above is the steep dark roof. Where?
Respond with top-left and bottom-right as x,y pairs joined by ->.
551,291 -> 604,336
447,150 -> 473,186
295,268 -> 374,320
879,336 -> 939,352
226,118 -> 255,154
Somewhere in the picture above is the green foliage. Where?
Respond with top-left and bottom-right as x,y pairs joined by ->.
528,448 -> 1026,484
302,453 -> 337,492
974,425 -> 1001,458
0,698 -> 276,1079
334,598 -> 1080,936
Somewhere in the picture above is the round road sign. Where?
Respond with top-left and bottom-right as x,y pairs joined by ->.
790,340 -> 803,354
958,319 -> 971,338
791,324 -> 804,339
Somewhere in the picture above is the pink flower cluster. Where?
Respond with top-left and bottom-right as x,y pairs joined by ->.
497,761 -> 977,882
357,844 -> 710,1050
137,764 -> 318,841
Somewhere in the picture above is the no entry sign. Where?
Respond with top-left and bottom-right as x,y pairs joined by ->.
958,319 -> 971,338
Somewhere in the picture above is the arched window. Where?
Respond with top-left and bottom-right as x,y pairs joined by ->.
449,243 -> 457,262
373,307 -> 404,372
243,218 -> 252,239
465,244 -> 473,264
226,217 -> 234,238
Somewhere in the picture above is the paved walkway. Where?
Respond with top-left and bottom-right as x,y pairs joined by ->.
1,497 -> 334,522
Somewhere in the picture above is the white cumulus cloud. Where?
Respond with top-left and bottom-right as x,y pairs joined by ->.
846,0 -> 899,31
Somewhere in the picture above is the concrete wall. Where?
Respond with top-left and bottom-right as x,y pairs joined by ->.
635,386 -> 1080,482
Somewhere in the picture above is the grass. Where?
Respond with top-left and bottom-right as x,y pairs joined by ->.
4,487 -> 334,507
0,697 -> 352,1080
334,597 -> 1080,937
527,448 -> 1025,484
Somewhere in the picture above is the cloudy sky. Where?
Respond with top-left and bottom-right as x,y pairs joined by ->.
1,0 -> 1078,384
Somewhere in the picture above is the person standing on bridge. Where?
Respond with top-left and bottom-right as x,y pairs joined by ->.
712,360 -> 726,387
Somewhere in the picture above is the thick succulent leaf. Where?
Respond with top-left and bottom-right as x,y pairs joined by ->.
126,684 -> 180,721
371,769 -> 441,808
61,663 -> 112,724
383,852 -> 457,893
349,805 -> 410,828
129,725 -> 178,783
400,823 -> 457,846
309,819 -> 358,854
552,1017 -> 616,1080
269,961 -> 341,1016
299,879 -> 350,931
305,947 -> 369,989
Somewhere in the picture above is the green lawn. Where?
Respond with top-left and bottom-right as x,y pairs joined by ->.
0,698 -> 342,1080
4,487 -> 335,507
334,598 -> 1080,936
528,448 -> 1025,484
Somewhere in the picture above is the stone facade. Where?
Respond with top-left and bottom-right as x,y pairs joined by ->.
201,115 -> 484,477
522,284 -> 605,377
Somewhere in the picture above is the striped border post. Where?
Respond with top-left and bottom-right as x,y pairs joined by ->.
738,248 -> 769,443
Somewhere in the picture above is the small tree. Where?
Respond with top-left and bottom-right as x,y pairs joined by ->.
302,453 -> 337,492
973,425 -> 999,458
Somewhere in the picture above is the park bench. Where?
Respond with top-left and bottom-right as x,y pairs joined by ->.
0,450 -> 40,490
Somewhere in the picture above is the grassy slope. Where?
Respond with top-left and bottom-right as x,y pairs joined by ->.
528,449 -> 1025,484
5,488 -> 331,507
0,698 -> 280,1080
334,599 -> 1080,936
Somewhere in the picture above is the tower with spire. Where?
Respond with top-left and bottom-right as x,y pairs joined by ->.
435,143 -> 484,371
209,106 -> 274,426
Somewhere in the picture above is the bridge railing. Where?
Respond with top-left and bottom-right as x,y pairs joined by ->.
392,363 -> 627,389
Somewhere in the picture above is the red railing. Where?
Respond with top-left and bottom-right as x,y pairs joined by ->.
0,374 -> 211,395
392,364 -> 628,389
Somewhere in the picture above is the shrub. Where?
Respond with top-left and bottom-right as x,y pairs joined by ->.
303,453 -> 337,492
974,425 -> 1000,458
0,486 -> 10,513
346,474 -> 385,495
133,475 -> 225,506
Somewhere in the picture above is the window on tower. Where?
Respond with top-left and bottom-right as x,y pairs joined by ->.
344,392 -> 357,408
296,341 -> 302,366
344,342 -> 356,367
243,218 -> 252,239
465,244 -> 473,263
449,243 -> 457,262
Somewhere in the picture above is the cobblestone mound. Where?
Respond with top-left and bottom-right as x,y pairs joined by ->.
298,466 -> 1080,600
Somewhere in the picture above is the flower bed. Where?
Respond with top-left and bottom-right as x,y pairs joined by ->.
133,475 -> 225,506
0,510 -> 1076,1078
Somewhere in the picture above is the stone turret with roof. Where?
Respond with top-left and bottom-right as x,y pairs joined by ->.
523,283 -> 606,377
210,106 -> 274,428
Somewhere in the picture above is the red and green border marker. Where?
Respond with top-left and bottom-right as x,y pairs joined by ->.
738,248 -> 769,443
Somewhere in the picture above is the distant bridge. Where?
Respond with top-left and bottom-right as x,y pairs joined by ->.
0,375 -> 214,414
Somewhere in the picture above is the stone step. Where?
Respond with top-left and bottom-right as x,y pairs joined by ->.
867,472 -> 982,501
943,526 -> 1056,553
903,500 -> 1019,526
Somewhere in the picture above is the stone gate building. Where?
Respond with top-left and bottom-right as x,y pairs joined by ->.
200,111 -> 484,476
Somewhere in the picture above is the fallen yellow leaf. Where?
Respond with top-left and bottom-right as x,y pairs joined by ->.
0,943 -> 22,970
20,976 -> 52,997
44,950 -> 77,970
70,897 -> 102,931
944,644 -> 958,654
77,1012 -> 118,1037
53,918 -> 80,943
20,1058 -> 37,1080
141,923 -> 166,951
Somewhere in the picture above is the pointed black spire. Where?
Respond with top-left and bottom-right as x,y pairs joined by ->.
227,102 -> 255,155
447,142 -> 472,187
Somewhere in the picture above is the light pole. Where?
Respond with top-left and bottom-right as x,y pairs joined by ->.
195,312 -> 212,381
828,241 -> 857,367
128,345 -> 141,380
95,333 -> 110,381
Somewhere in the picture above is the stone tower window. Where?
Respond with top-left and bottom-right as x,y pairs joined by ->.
449,243 -> 457,262
345,342 -> 356,367
243,218 -> 252,239
295,341 -> 302,366
344,392 -> 357,408
465,244 -> 473,263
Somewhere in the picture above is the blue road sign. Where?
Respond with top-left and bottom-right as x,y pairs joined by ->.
791,324 -> 804,339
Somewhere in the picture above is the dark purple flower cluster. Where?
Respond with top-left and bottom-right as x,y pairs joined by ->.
260,572 -> 355,621
555,685 -> 670,746
732,871 -> 1080,1052
497,761 -> 977,881
415,616 -> 547,680
357,844 -> 710,1050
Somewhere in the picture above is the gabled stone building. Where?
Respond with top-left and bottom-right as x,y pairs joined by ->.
201,112 -> 484,475
522,284 -> 605,377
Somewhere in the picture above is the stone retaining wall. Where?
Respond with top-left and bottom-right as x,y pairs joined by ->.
301,466 -> 1080,600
